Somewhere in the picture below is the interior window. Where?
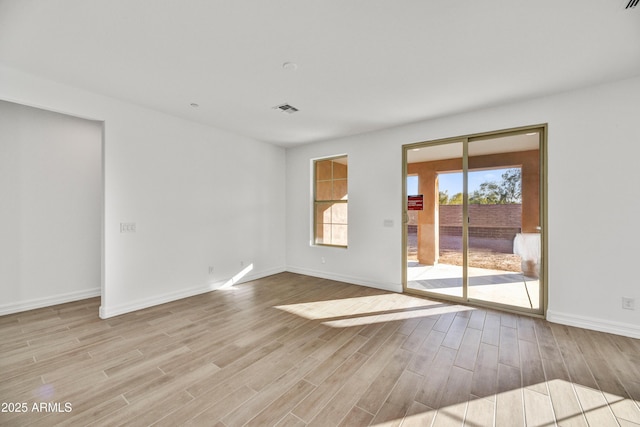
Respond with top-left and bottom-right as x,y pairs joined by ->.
314,156 -> 348,247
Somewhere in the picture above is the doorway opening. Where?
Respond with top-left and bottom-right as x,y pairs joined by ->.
403,126 -> 546,316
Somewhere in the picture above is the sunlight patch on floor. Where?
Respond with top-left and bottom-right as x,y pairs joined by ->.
274,293 -> 475,326
370,379 -> 638,426
407,262 -> 540,310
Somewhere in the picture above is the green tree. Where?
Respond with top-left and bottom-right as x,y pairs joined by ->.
470,168 -> 521,204
500,168 -> 522,203
440,168 -> 521,205
469,182 -> 501,204
448,192 -> 463,205
439,191 -> 449,204
439,190 -> 463,205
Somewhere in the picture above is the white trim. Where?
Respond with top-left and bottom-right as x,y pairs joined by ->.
547,310 -> 640,339
285,266 -> 402,293
99,266 -> 286,319
0,288 -> 101,316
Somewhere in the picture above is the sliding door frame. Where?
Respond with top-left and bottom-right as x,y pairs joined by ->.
402,124 -> 548,317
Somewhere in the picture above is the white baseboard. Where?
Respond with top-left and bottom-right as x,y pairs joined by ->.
0,288 -> 101,316
547,310 -> 640,339
99,266 -> 286,319
285,266 -> 402,293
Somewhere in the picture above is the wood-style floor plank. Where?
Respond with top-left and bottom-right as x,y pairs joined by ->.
293,352 -> 368,423
465,396 -> 494,427
1,272 -> 640,426
369,369 -> 422,426
547,378 -> 588,427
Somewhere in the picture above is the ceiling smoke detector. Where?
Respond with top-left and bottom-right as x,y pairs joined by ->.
626,0 -> 639,8
273,103 -> 299,114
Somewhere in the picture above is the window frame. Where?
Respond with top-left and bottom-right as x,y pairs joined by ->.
313,155 -> 348,248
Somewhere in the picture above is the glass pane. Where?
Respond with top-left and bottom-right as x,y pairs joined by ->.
315,202 -> 347,246
315,223 -> 332,245
333,161 -> 348,179
406,142 -> 464,298
316,160 -> 332,180
332,224 -> 348,246
314,156 -> 348,247
467,132 -> 541,312
315,202 -> 332,224
316,181 -> 333,201
333,179 -> 348,200
331,203 -> 348,224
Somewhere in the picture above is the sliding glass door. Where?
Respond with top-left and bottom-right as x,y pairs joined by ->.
406,141 -> 465,299
403,126 -> 545,316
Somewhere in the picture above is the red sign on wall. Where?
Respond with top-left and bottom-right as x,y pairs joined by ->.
408,195 -> 424,211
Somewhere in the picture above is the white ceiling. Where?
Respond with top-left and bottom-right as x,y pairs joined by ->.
1,0 -> 639,147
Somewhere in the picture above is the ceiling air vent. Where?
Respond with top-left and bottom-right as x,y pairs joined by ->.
626,0 -> 639,8
273,103 -> 299,114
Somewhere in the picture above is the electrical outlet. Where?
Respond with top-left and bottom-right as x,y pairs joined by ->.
321,257 -> 326,264
208,266 -> 214,274
622,297 -> 635,310
240,261 -> 244,267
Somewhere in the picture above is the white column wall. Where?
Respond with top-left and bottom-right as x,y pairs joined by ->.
0,64 -> 287,318
0,100 -> 102,313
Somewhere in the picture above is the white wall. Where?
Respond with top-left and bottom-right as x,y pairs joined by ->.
286,75 -> 640,338
0,64 -> 287,318
0,100 -> 102,314
3,61 -> 638,338
286,139 -> 403,292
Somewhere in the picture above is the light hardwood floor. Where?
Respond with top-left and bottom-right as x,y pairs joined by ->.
1,272 -> 639,426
